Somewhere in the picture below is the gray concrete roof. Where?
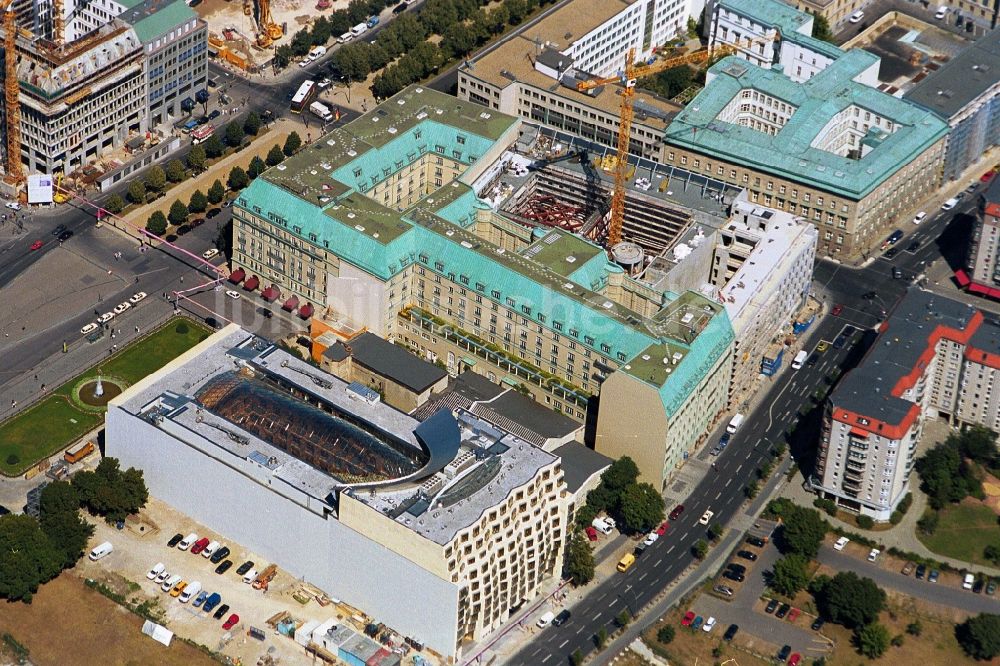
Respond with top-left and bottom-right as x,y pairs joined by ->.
904,25 -> 1000,121
551,442 -> 611,494
347,332 -> 447,393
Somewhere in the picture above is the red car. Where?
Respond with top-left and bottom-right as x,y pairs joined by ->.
30,240 -> 43,251
787,607 -> 800,623
788,654 -> 801,666
656,521 -> 670,536
981,170 -> 996,183
681,611 -> 695,626
190,537 -> 210,555
222,613 -> 240,630
585,526 -> 599,542
831,304 -> 843,316
668,504 -> 685,521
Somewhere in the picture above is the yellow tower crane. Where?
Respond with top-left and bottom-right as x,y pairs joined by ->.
3,0 -> 23,183
53,0 -> 63,45
576,34 -> 778,249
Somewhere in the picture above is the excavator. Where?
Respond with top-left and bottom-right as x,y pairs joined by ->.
243,0 -> 282,47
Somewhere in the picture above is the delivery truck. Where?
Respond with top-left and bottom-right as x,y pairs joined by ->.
309,101 -> 334,122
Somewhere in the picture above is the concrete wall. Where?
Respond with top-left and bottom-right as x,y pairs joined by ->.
105,406 -> 461,658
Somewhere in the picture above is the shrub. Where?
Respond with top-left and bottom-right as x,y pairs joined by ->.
857,515 -> 875,529
657,624 -> 675,644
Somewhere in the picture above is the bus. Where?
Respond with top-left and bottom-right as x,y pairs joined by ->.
191,124 -> 215,144
291,80 -> 317,113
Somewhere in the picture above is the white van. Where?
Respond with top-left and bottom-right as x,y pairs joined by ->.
536,611 -> 555,628
179,581 -> 202,603
350,22 -> 368,37
941,197 -> 959,211
791,350 -> 808,370
161,574 -> 182,593
591,517 -> 613,535
177,533 -> 198,551
243,569 -> 258,584
147,562 -> 166,580
88,541 -> 113,561
309,45 -> 326,59
337,32 -> 353,43
849,10 -> 864,23
726,413 -> 744,434
202,541 -> 220,558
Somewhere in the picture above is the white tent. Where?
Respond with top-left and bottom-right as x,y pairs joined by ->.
141,620 -> 174,647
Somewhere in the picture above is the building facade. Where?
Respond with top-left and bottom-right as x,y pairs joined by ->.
231,86 -> 736,488
107,327 -> 568,660
904,24 -> 1000,183
814,288 -> 1000,520
964,178 -> 1000,292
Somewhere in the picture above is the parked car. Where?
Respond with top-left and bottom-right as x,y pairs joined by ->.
901,561 -> 915,576
737,550 -> 758,561
702,616 -> 716,633
202,593 -> 222,614
787,607 -> 800,623
746,536 -> 766,548
154,570 -> 171,585
97,312 -> 115,324
210,546 -> 231,564
867,548 -> 880,562
776,603 -> 790,619
788,654 -> 802,666
929,569 -> 940,583
833,536 -> 849,551
190,537 -> 210,555
167,533 -> 184,547
222,614 -> 239,630
235,561 -> 254,576
80,323 -> 99,335
916,564 -> 926,579
30,240 -> 44,251
643,532 -> 659,546
225,290 -> 240,299
193,590 -> 209,607
777,645 -> 791,662
202,248 -> 219,259
722,570 -> 745,583
656,521 -> 670,536
130,291 -> 147,303
213,604 -> 230,620
727,563 -> 747,576
723,624 -> 739,641
669,505 -> 685,520
765,599 -> 779,614
811,617 -> 825,631
584,526 -> 599,541
681,611 -> 695,626
698,510 -> 714,525
553,610 -> 571,627
912,211 -> 927,225
169,581 -> 187,598
147,563 -> 165,580
113,302 -> 131,314
215,560 -> 234,575
831,304 -> 843,316
973,578 -> 985,594
714,585 -> 734,597
986,580 -> 997,596
691,616 -> 704,631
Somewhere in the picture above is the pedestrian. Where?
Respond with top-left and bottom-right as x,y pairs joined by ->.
40,384 -> 45,392
10,399 -> 15,409
113,344 -> 118,351
135,325 -> 140,333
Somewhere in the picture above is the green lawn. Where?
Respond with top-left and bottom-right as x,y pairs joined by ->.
917,501 -> 1000,566
0,318 -> 211,477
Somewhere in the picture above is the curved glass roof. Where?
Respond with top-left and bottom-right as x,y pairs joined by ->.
196,371 -> 426,483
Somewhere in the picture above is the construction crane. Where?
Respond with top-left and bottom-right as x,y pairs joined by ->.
2,0 -> 23,183
576,34 -> 778,249
244,0 -> 282,47
53,0 -> 63,45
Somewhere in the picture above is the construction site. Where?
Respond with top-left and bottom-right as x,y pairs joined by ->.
0,0 -> 207,194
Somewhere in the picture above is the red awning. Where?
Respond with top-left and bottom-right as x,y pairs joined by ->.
970,282 -> 989,295
955,269 -> 970,287
298,303 -> 314,319
282,295 -> 299,312
262,285 -> 281,302
849,427 -> 870,438
228,267 -> 246,284
243,275 -> 260,291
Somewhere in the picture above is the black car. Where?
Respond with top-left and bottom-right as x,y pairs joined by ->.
392,1 -> 408,12
723,624 -> 739,641
811,617 -> 825,631
777,645 -> 791,661
215,560 -> 234,575
776,603 -> 790,619
892,267 -> 904,279
973,578 -> 985,594
196,116 -> 210,125
746,536 -> 766,548
51,224 -> 66,236
210,546 -> 231,564
208,109 -> 221,121
832,334 -> 849,350
207,208 -> 222,219
552,610 -> 571,627
806,353 -> 818,367
213,603 -> 230,620
884,247 -> 899,259
737,550 -> 758,561
722,570 -> 745,583
915,564 -> 927,579
765,598 -> 778,614
907,241 -> 921,252
727,563 -> 747,575
167,533 -> 184,547
236,561 -> 254,576
260,308 -> 273,319
58,230 -> 73,241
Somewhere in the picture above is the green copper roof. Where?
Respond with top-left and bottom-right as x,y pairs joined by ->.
665,55 -> 949,199
122,0 -> 195,43
719,0 -> 811,34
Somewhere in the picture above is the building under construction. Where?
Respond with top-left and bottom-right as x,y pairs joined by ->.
1,0 -> 206,178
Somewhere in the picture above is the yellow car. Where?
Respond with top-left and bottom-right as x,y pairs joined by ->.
816,341 -> 830,353
170,581 -> 187,598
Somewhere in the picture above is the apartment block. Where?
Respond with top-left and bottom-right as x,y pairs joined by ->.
963,177 -> 1000,293
815,288 -> 1000,520
457,0 -> 698,159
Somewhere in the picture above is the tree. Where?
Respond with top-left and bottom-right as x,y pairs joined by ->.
38,480 -> 79,518
39,508 -> 93,569
207,180 -> 226,204
248,155 -> 267,179
916,441 -> 977,509
769,554 -> 810,597
617,482 -> 664,534
708,522 -> 723,541
273,45 -> 293,69
811,11 -> 835,43
186,145 -> 206,172
778,504 -> 827,558
225,121 -> 245,148
168,199 -> 189,226
641,65 -> 695,99
266,144 -> 285,167
283,131 -> 302,156
146,210 -> 167,235
243,111 -> 262,137
815,571 -> 886,628
564,530 -> 595,585
692,539 -> 708,559
203,134 -> 225,159
956,613 -> 1000,660
856,622 -> 890,658
165,158 -> 186,183
657,624 -> 675,645
105,193 -> 125,214
602,457 -> 639,495
442,23 -> 476,59
956,425 -> 998,463
570,649 -> 584,666
127,180 -> 146,205
333,43 -> 373,82
906,620 -> 923,636
73,457 -> 149,523
189,189 -> 208,214
0,514 -> 63,602
504,0 -> 529,24
228,166 -> 250,191
144,165 -> 166,192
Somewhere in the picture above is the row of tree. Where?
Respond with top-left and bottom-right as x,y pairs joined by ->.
0,458 -> 148,602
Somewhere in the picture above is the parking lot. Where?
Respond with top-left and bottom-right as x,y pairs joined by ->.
77,496 -> 404,666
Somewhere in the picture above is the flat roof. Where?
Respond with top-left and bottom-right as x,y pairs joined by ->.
551,442 -> 612,494
719,0 -> 811,34
831,289 -> 981,425
903,25 -> 1000,120
120,0 -> 197,43
665,55 -> 950,199
346,332 -> 447,393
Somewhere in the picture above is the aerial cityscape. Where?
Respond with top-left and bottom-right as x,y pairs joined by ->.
2,0 -> 1000,664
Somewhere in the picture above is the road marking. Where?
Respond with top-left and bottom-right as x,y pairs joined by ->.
680,531 -> 689,541
736,463 -> 743,473
654,558 -> 662,567
593,612 -> 602,621
725,477 -> 733,487
541,654 -> 552,663
558,640 -> 569,649
666,545 -> 675,554
715,491 -> 722,500
639,572 -> 648,581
